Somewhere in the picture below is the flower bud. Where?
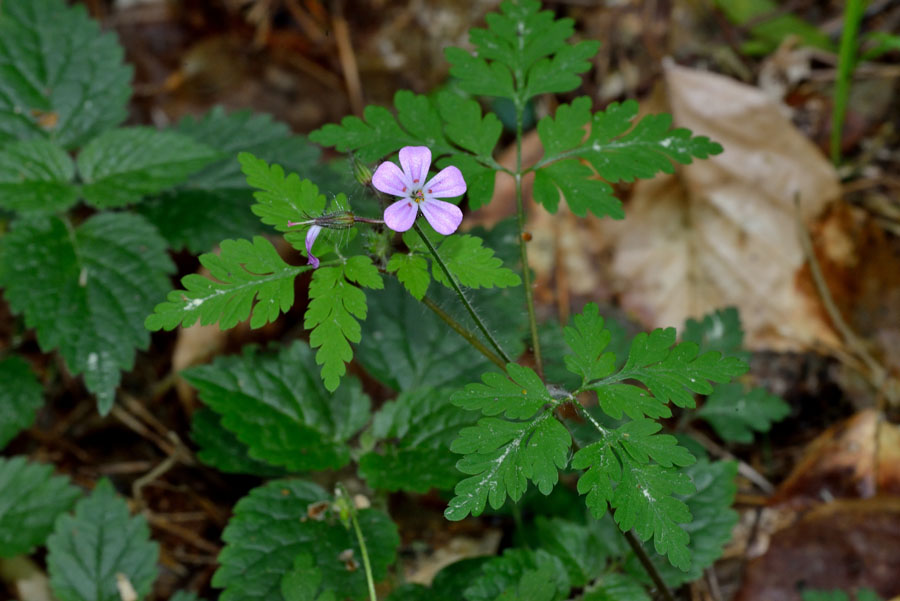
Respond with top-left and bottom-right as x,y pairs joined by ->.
351,154 -> 372,187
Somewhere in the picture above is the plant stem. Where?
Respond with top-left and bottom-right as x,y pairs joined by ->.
623,530 -> 676,601
513,99 -> 543,376
831,0 -> 865,165
413,221 -> 512,364
350,506 -> 379,601
421,296 -> 506,369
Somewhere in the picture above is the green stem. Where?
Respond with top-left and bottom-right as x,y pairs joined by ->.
831,0 -> 865,165
413,221 -> 512,364
513,99 -> 543,376
346,499 -> 378,601
421,296 -> 506,369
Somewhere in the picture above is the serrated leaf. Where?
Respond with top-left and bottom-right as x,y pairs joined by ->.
617,419 -> 696,467
464,549 -> 570,601
47,479 -> 158,601
0,356 -> 43,450
523,41 -> 600,99
696,383 -> 789,443
582,573 -> 651,601
533,98 -> 722,217
1,213 -> 174,414
77,127 -> 220,208
359,388 -> 478,492
0,0 -> 132,148
437,92 -> 502,158
432,234 -> 521,290
532,517 -> 610,587
444,48 -> 515,100
0,456 -> 80,557
190,408 -> 286,477
281,554 -> 337,601
682,307 -> 749,361
451,363 -> 550,419
446,412 -> 570,520
184,342 -> 370,472
145,236 -> 306,332
563,302 -> 615,385
494,567 -> 558,601
386,253 -> 430,300
0,138 -> 78,213
240,153 -> 326,234
213,479 -> 399,601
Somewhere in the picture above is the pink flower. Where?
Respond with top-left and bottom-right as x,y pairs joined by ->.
372,146 -> 466,235
286,221 -> 322,268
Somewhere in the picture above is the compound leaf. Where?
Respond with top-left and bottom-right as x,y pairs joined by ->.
183,341 -> 370,472
581,573 -> 651,601
0,456 -> 80,557
451,363 -> 550,419
432,234 -> 521,290
696,383 -> 789,443
386,253 -> 430,300
563,302 -> 615,386
0,138 -> 78,213
1,213 -> 174,414
0,356 -> 43,450
47,479 -> 158,601
437,92 -> 502,158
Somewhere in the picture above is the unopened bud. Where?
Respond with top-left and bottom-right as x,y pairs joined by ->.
314,211 -> 356,230
351,154 -> 372,187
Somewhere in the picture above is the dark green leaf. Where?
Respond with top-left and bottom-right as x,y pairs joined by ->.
696,383 -> 789,443
464,549 -> 570,601
190,408 -> 286,477
581,573 -> 651,601
682,307 -> 749,362
0,355 -> 43,450
0,138 -> 78,213
387,253 -> 430,300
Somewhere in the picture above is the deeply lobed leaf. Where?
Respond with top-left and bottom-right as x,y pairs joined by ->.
451,363 -> 551,419
696,383 -> 790,443
432,234 -> 522,290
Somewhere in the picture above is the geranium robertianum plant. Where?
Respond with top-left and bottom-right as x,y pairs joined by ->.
0,0 -> 792,599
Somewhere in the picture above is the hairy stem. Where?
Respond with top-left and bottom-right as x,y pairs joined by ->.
414,221 -> 512,364
421,296 -> 506,369
350,505 -> 378,601
513,100 -> 544,376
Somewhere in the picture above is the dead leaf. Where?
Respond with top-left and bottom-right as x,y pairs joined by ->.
602,63 -> 843,350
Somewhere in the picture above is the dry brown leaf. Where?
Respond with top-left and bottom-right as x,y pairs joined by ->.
603,63 -> 843,350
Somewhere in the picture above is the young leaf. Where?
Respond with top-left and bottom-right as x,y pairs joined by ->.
305,259 -> 382,391
190,408 -> 286,477
386,253 -> 430,300
533,98 -> 722,218
464,549 -> 570,601
696,383 -> 789,443
563,302 -> 615,386
451,363 -> 551,419
0,0 -> 132,148
239,153 -> 327,235
445,412 -> 570,520
184,342 -> 370,472
581,573 -> 651,601
0,456 -> 80,557
0,138 -> 78,213
47,479 -> 158,601
145,236 -> 307,332
0,356 -> 43,450
682,306 -> 750,362
1,213 -> 174,414
213,479 -> 399,601
432,234 -> 522,290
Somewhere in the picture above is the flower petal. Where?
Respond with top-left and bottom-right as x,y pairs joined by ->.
372,161 -> 412,197
424,165 -> 466,199
399,146 -> 432,185
420,198 -> 463,235
305,225 -> 322,268
384,199 -> 419,232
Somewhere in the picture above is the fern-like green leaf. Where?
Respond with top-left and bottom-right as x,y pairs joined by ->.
432,234 -> 522,290
451,363 -> 551,419
563,302 -> 615,386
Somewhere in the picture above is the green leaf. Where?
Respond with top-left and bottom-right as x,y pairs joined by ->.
184,342 -> 370,472
0,456 -> 80,557
533,98 -> 722,217
451,363 -> 550,419
190,408 -> 286,477
432,234 -> 522,290
1,213 -> 174,414
0,0 -> 132,148
465,549 -> 570,601
696,383 -> 790,443
387,253 -> 430,300
171,592 -> 207,601
0,356 -> 43,450
445,411 -> 570,520
532,517 -> 611,587
493,567 -> 558,601
0,138 -> 77,213
213,479 -> 399,601
145,236 -> 306,332
47,479 -> 158,601
77,127 -> 220,208
682,307 -> 749,362
437,92 -> 502,158
281,554 -> 337,601
444,47 -> 515,100
523,41 -> 600,99
563,302 -> 616,386
305,259 -> 382,391
240,152 -> 326,235
582,573 -> 651,601
359,388 -> 478,493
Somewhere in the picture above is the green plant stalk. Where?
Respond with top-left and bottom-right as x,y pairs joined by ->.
421,295 -> 506,369
350,505 -> 378,601
413,221 -> 512,363
831,0 -> 865,164
513,99 -> 544,376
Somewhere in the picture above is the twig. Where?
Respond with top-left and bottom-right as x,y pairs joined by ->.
623,530 -> 677,601
146,513 -> 221,555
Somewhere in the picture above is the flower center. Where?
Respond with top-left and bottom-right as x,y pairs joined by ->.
411,189 -> 425,204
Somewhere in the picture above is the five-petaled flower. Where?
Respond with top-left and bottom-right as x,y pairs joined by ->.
372,146 -> 466,235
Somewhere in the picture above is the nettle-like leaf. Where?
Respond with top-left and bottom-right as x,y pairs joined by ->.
359,388 -> 478,493
465,549 -> 570,601
0,456 -> 81,557
582,573 -> 652,601
1,213 -> 174,414
682,306 -> 749,361
145,236 -> 308,332
696,383 -> 789,443
310,90 -> 499,208
0,138 -> 78,213
47,479 -> 158,601
0,356 -> 43,450
190,408 -> 285,477
183,342 -> 370,472
532,97 -> 722,218
446,0 -> 598,102
533,517 -> 612,588
213,479 -> 399,601
0,0 -> 132,148
76,127 -> 221,208
281,554 -> 337,601
305,256 -> 383,391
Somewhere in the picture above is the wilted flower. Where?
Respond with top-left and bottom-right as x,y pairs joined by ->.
372,146 -> 466,235
287,211 -> 355,269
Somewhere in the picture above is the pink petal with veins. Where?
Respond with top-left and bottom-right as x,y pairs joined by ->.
305,225 -> 322,268
424,166 -> 466,199
384,199 -> 419,232
372,161 -> 411,197
420,198 -> 463,235
399,146 -> 431,185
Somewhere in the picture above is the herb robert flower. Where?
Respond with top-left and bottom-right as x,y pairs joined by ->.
372,146 -> 466,235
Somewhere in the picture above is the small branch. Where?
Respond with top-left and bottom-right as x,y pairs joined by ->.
421,295 -> 506,369
623,530 -> 677,601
